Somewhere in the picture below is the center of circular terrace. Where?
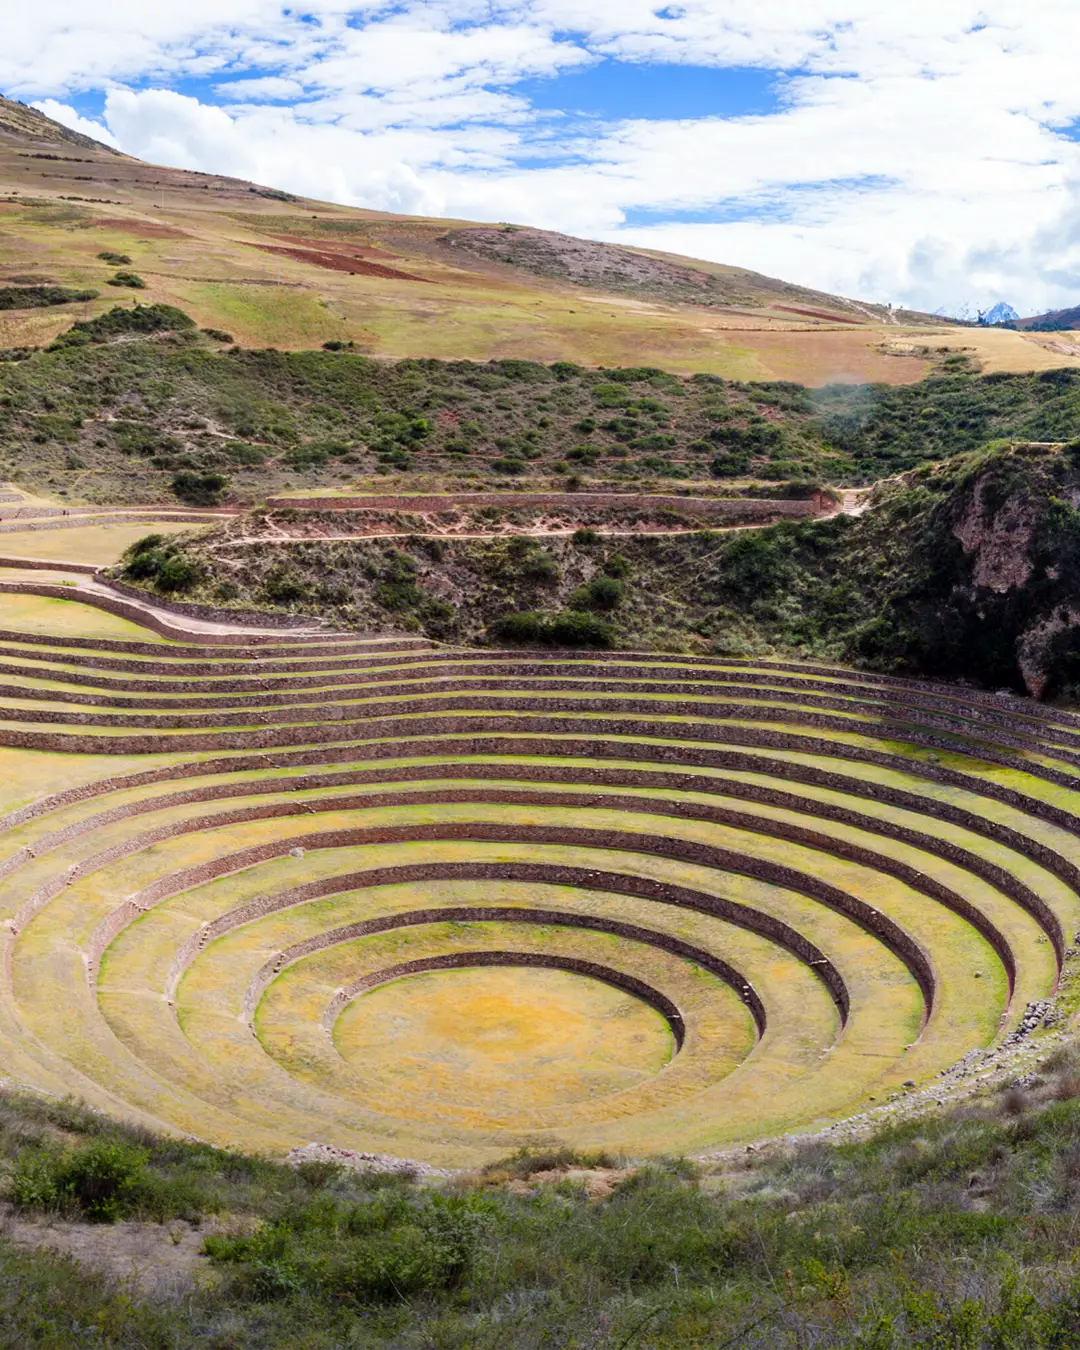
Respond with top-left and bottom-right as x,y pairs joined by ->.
333,965 -> 677,1112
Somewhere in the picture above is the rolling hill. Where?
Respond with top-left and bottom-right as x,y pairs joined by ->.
2,92 -> 1074,384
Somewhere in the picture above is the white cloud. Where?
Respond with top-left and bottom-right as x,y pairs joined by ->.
32,98 -> 120,148
12,2 -> 1080,314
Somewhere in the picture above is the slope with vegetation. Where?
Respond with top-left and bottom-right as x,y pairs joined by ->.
138,438 -> 1080,696
1,92 -> 1073,383
4,1057 -> 1080,1347
6,302 -> 1080,508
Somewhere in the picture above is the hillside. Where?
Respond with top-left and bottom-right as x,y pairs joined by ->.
5,298 -> 1080,508
1012,304 -> 1080,333
2,93 -> 1076,384
129,439 -> 1080,696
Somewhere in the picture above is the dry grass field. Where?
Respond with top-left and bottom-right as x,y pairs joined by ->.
1,96 -> 1075,385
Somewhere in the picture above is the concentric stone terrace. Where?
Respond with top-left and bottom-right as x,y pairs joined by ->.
0,586 -> 1078,1166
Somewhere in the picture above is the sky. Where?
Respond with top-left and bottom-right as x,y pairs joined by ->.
5,2 -> 1080,316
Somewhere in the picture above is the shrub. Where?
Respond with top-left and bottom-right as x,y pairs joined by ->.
172,471 -> 228,506
572,528 -> 602,547
202,327 -> 234,343
123,548 -> 165,580
492,609 -> 614,647
518,550 -> 560,585
0,285 -> 98,311
11,1139 -> 150,1222
264,568 -> 310,605
374,551 -> 424,610
97,251 -> 132,265
492,457 -> 525,475
223,442 -> 266,466
205,1192 -> 494,1305
492,610 -> 544,642
114,421 -> 178,457
546,609 -> 615,646
569,575 -> 624,612
156,555 -> 202,593
107,271 -> 147,289
49,303 -> 195,349
602,553 -> 630,578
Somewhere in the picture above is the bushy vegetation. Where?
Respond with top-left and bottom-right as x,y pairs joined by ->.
171,469 -> 228,505
46,302 -> 195,350
4,1061 -> 1080,1346
106,270 -> 146,289
6,321 -> 1080,503
492,608 -> 616,646
121,534 -> 204,592
139,440 -> 1080,690
0,284 -> 97,310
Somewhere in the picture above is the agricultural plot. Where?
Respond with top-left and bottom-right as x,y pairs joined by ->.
0,588 -> 1077,1165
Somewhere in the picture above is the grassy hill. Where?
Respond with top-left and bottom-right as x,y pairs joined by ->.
6,297 -> 1080,506
2,93 -> 1075,385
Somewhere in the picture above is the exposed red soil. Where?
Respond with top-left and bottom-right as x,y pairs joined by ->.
248,241 -> 430,282
270,234 -> 404,263
774,305 -> 862,324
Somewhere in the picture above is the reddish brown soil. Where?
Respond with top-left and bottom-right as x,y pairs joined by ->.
249,242 -> 430,282
774,305 -> 861,324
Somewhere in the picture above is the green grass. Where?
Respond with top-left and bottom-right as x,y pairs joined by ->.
7,1076 -> 1080,1346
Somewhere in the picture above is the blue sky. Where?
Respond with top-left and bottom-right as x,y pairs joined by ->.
7,2 -> 1080,315
513,62 -> 786,123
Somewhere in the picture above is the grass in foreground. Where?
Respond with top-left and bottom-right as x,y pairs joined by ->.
4,1048 -> 1080,1345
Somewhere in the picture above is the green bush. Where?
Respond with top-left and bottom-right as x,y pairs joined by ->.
49,303 -> 195,349
156,555 -> 202,593
113,421 -> 178,457
107,271 -> 146,289
492,609 -> 614,647
11,1138 -> 150,1222
172,470 -> 228,505
492,610 -> 544,642
569,575 -> 624,612
123,548 -> 166,580
602,553 -> 630,578
205,1192 -> 494,1305
0,285 -> 98,311
518,549 -> 560,585
202,327 -> 234,343
127,533 -> 166,556
374,551 -> 425,611
546,609 -> 615,646
264,568 -> 310,605
97,251 -> 132,265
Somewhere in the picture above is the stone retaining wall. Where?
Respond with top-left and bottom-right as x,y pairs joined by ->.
152,860 -> 840,1022
86,820 -> 939,1018
317,950 -> 689,1049
265,492 -> 824,519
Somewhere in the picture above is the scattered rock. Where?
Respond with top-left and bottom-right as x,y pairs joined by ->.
285,1142 -> 452,1179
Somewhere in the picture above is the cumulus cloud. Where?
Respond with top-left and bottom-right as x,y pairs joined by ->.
14,2 -> 1080,313
33,98 -> 121,148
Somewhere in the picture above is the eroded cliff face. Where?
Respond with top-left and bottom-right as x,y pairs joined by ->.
883,442 -> 1080,696
951,476 -> 1037,595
